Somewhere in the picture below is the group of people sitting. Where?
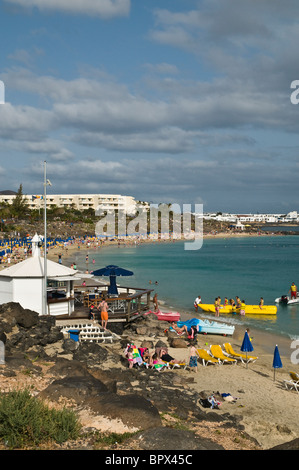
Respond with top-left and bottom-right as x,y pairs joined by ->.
215,296 -> 265,315
125,344 -> 187,370
214,296 -> 246,316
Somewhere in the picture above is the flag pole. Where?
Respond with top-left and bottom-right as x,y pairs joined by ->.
43,161 -> 52,315
43,161 -> 47,315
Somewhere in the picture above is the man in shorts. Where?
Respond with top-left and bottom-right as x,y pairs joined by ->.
98,296 -> 109,330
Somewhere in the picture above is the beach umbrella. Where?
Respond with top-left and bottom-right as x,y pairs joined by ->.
272,344 -> 283,381
240,330 -> 254,368
91,265 -> 134,295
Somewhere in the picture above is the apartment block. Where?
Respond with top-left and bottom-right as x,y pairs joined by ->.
0,193 -> 144,214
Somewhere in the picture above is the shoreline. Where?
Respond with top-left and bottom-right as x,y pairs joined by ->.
48,235 -> 297,359
27,234 -> 299,448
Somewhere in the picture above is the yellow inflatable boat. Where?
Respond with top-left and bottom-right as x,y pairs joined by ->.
199,304 -> 277,315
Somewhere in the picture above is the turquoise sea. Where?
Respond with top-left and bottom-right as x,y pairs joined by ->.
73,235 -> 299,340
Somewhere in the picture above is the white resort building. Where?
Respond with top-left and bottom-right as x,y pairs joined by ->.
0,193 -> 147,215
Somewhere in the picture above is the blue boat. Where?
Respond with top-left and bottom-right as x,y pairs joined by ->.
177,318 -> 235,336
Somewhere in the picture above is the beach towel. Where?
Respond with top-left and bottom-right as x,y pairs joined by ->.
138,347 -> 148,359
221,393 -> 238,403
124,344 -> 143,365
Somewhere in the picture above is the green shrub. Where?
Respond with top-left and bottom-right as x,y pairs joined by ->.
0,389 -> 81,448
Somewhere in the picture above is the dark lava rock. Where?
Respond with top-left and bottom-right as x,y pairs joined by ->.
48,357 -> 91,378
72,341 -> 108,365
132,426 -> 224,450
39,374 -> 109,403
0,302 -> 39,329
270,438 -> 299,450
87,393 -> 162,430
4,353 -> 42,374
39,371 -> 162,431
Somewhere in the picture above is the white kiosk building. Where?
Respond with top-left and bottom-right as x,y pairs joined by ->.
0,234 -> 79,316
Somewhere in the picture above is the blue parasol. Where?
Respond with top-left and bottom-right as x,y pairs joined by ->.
241,330 -> 254,368
272,344 -> 283,381
91,265 -> 134,295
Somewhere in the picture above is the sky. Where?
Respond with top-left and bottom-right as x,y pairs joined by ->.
0,0 -> 299,214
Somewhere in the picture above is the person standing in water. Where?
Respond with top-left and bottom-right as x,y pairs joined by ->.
289,282 -> 297,300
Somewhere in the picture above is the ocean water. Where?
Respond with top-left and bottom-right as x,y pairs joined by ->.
73,235 -> 299,340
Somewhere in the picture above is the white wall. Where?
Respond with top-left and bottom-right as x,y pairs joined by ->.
12,278 -> 43,314
0,278 -> 13,304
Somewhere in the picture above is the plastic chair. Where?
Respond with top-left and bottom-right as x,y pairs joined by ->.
223,342 -> 258,364
284,372 -> 299,393
210,345 -> 237,364
196,348 -> 220,366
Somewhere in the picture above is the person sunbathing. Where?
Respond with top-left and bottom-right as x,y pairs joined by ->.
159,348 -> 184,365
150,353 -> 166,367
169,321 -> 188,335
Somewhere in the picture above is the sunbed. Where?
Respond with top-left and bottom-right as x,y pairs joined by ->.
196,348 -> 220,366
210,345 -> 237,364
223,342 -> 258,364
284,371 -> 299,393
161,360 -> 188,369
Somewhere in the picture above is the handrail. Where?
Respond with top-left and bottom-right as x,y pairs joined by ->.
48,296 -> 74,304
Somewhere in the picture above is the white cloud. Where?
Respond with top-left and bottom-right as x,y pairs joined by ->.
4,0 -> 131,18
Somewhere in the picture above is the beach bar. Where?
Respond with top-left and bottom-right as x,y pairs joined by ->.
73,282 -> 154,323
0,234 -> 80,316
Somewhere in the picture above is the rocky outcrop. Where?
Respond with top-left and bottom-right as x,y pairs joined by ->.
129,426 -> 225,450
0,302 -> 63,354
0,303 -> 250,450
270,438 -> 299,450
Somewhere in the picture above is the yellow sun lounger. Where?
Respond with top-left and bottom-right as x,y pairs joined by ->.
196,348 -> 220,366
223,342 -> 258,364
284,371 -> 299,393
210,345 -> 237,364
162,360 -> 188,370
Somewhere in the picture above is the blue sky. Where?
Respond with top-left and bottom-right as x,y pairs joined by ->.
0,0 -> 299,213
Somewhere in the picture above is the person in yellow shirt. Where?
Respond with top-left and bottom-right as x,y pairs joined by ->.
235,296 -> 241,308
289,282 -> 297,300
240,300 -> 246,316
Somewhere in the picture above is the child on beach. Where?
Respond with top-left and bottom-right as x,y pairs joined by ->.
150,353 -> 167,369
89,304 -> 95,320
127,347 -> 134,368
188,343 -> 198,372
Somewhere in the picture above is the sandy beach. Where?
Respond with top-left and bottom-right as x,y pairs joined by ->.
50,241 -> 299,449
46,236 -> 299,450
111,318 -> 298,450
2,231 -> 298,449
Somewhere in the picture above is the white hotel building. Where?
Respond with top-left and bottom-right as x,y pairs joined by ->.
0,193 -> 144,214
